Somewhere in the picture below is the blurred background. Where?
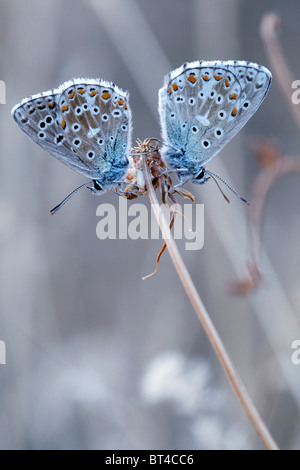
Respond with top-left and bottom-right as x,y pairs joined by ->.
0,0 -> 299,450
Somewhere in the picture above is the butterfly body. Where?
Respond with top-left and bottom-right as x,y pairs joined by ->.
158,60 -> 272,183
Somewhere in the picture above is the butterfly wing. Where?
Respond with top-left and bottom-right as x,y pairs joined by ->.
12,79 -> 132,183
12,86 -> 97,179
58,79 -> 132,185
158,60 -> 272,172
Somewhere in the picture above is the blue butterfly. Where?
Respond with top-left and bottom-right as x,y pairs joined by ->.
158,60 -> 271,193
12,79 -> 132,212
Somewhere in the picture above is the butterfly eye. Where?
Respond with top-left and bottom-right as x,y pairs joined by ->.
196,169 -> 205,180
93,180 -> 103,191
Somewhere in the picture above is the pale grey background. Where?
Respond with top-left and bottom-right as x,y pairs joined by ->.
0,0 -> 299,450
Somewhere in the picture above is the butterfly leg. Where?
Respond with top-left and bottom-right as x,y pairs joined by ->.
168,172 -> 189,191
113,182 -> 140,198
158,168 -> 188,178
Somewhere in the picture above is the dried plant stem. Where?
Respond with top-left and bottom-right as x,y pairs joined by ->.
232,13 -> 300,293
143,154 -> 279,450
249,155 -> 300,268
260,12 -> 300,130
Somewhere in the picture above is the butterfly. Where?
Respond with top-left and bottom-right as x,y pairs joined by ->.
158,60 -> 272,192
12,61 -> 272,211
11,79 -> 132,212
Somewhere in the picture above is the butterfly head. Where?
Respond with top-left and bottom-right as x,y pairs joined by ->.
88,179 -> 106,195
191,167 -> 210,185
176,166 -> 210,185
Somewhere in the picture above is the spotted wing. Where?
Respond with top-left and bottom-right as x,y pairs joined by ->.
58,79 -> 132,184
158,60 -> 272,171
12,79 -> 132,182
11,87 -> 97,179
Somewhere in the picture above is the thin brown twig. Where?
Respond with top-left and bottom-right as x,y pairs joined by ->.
260,12 -> 300,130
230,12 -> 300,295
250,153 -> 300,265
142,153 -> 279,450
232,13 -> 300,294
231,144 -> 300,295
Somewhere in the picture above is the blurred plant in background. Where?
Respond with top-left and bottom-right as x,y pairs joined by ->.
232,13 -> 300,295
1,0 -> 300,450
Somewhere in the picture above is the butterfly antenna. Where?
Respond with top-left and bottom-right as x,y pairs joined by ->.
50,181 -> 92,215
205,170 -> 249,205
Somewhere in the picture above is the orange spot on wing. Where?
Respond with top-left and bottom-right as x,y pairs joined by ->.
168,86 -> 172,95
118,99 -> 125,106
37,104 -> 46,110
61,105 -> 69,112
89,90 -> 98,97
225,77 -> 230,87
202,74 -> 210,81
231,106 -> 238,116
68,90 -> 75,99
229,93 -> 238,100
187,75 -> 197,83
78,89 -> 85,95
214,75 -> 222,81
172,83 -> 178,91
48,102 -> 55,109
101,92 -> 111,100
61,118 -> 66,129
124,104 -> 128,109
